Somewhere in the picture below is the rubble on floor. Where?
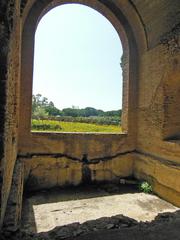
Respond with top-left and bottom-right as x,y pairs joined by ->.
1,210 -> 180,240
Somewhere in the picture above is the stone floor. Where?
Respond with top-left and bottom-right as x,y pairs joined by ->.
21,184 -> 178,234
1,184 -> 180,240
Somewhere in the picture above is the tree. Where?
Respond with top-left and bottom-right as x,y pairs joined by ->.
32,93 -> 122,119
62,108 -> 78,117
84,107 -> 98,117
32,94 -> 61,118
32,106 -> 48,118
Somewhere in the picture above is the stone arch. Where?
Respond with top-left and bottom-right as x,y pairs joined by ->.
18,0 -> 146,154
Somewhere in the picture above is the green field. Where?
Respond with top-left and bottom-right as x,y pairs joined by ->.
31,119 -> 121,133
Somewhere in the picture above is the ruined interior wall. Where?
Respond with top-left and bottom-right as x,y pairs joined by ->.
1,0 -> 142,228
0,0 -> 21,228
134,0 -> 180,206
20,153 -> 134,191
1,0 -> 180,229
0,1 -> 9,226
18,0 -> 180,206
18,133 -> 134,191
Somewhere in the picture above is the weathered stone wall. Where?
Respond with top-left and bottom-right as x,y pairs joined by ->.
134,152 -> 180,207
0,0 -> 21,228
0,0 -> 9,196
3,161 -> 24,231
131,0 -> 180,48
18,133 -> 134,190
20,153 -> 134,191
135,1 -> 180,206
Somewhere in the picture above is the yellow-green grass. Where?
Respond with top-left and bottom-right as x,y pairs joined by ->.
31,119 -> 121,133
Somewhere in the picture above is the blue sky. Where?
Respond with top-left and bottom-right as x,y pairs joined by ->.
33,4 -> 123,111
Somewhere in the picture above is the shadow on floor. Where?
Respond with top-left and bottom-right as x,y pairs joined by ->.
23,183 -> 140,204
2,210 -> 180,240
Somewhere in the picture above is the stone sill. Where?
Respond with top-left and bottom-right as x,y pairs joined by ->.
31,131 -> 127,136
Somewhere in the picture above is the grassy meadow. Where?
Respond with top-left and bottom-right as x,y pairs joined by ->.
31,119 -> 121,133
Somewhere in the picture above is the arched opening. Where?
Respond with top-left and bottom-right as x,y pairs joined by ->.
17,0 -> 156,235
17,0 -> 141,157
18,0 -> 139,183
31,4 -> 123,133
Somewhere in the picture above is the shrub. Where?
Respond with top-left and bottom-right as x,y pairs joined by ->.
139,181 -> 152,194
31,119 -> 121,133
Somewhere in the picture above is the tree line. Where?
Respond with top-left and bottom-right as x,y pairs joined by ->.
32,94 -> 122,118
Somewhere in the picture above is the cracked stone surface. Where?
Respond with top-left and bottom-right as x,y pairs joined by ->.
21,185 -> 178,234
